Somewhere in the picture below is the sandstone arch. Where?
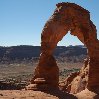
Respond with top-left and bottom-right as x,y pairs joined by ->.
28,2 -> 99,93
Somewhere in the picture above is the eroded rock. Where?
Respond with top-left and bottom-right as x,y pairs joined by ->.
28,2 -> 99,95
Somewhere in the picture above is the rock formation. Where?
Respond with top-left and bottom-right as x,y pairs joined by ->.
27,2 -> 99,94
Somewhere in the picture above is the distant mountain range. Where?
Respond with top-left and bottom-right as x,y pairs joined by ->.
0,45 -> 87,63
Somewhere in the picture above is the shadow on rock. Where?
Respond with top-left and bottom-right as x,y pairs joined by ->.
93,95 -> 99,99
43,88 -> 77,99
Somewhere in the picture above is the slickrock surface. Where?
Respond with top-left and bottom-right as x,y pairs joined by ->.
0,89 -> 99,99
0,89 -> 98,99
0,90 -> 77,99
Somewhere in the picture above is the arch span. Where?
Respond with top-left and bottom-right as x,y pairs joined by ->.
27,2 -> 99,93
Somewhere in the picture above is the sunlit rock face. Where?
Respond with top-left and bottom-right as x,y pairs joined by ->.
28,2 -> 99,93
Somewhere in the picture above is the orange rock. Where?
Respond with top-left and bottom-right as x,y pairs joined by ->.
28,2 -> 99,94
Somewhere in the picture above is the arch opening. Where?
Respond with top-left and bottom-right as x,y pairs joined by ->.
56,31 -> 86,81
57,31 -> 84,46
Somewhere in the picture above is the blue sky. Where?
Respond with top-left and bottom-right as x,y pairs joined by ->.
0,0 -> 99,46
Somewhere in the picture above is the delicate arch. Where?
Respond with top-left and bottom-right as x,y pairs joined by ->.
27,2 -> 99,92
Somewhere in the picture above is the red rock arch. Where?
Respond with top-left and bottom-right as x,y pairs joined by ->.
27,3 -> 99,93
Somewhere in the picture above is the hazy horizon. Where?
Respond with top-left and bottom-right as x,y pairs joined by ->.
0,44 -> 85,47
